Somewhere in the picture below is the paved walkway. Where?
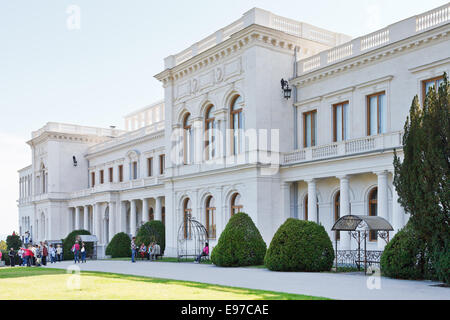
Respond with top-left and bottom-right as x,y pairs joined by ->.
46,260 -> 449,300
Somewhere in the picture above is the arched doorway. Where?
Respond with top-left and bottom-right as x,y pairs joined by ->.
368,188 -> 378,241
230,192 -> 243,216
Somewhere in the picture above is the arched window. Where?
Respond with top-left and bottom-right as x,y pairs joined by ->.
304,195 -> 319,221
230,96 -> 244,155
368,188 -> 378,241
183,113 -> 193,164
149,207 -> 154,221
230,193 -> 243,216
205,196 -> 216,239
205,105 -> 216,160
334,192 -> 340,241
183,198 -> 192,239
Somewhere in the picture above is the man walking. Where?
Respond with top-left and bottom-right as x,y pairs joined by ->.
131,237 -> 136,263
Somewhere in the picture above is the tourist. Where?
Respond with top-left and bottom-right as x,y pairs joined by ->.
49,245 -> 56,264
35,245 -> 42,266
131,237 -> 136,263
24,245 -> 33,267
17,247 -> 24,266
152,242 -> 161,260
56,244 -> 63,262
41,242 -> 48,266
148,242 -> 154,261
139,243 -> 147,260
72,241 -> 80,263
80,242 -> 86,263
8,248 -> 16,267
195,242 -> 209,263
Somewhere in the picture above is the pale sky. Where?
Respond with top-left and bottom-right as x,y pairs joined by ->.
0,0 -> 447,237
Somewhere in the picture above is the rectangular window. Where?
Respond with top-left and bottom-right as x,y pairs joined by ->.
91,172 -> 95,187
100,170 -> 104,184
303,110 -> 317,148
118,165 -> 123,182
422,76 -> 444,104
108,167 -> 113,183
367,92 -> 386,136
132,161 -> 138,180
147,157 -> 153,177
159,154 -> 165,175
333,102 -> 349,142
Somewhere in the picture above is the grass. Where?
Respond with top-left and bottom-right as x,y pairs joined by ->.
0,267 -> 329,300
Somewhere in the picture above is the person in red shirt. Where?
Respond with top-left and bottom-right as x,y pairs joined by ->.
72,241 -> 80,264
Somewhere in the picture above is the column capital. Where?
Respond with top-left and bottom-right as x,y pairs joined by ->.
373,170 -> 389,177
336,174 -> 349,180
305,178 -> 316,184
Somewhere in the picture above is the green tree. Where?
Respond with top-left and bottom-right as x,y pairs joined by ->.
0,240 -> 7,251
6,234 -> 21,250
393,74 -> 449,282
105,232 -> 131,258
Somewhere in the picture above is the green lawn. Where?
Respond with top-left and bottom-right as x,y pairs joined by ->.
0,267 -> 329,300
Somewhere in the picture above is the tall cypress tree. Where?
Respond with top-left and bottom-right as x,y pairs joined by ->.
393,74 -> 449,281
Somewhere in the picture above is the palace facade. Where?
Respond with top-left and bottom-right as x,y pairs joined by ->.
18,5 -> 450,257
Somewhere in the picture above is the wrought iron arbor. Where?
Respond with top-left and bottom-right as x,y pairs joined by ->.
331,215 -> 393,274
177,214 -> 209,261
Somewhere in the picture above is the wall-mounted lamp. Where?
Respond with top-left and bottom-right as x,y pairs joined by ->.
281,78 -> 292,100
73,156 -> 78,167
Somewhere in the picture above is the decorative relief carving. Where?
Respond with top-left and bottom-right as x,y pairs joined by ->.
215,67 -> 223,83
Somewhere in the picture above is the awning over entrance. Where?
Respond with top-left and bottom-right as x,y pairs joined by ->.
331,215 -> 394,232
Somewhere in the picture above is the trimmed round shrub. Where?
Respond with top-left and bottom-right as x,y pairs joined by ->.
211,212 -> 267,267
6,234 -> 22,250
380,226 -> 428,280
265,219 -> 334,272
105,232 -> 131,258
63,230 -> 92,260
136,221 -> 165,254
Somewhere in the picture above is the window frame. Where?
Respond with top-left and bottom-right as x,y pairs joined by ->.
422,76 -> 444,105
303,110 -> 317,148
183,113 -> 192,165
159,154 -> 165,175
100,170 -> 104,184
205,105 -> 216,161
332,101 -> 349,142
91,172 -> 95,187
108,167 -> 113,183
230,96 -> 243,156
147,157 -> 153,177
334,191 -> 340,241
366,91 -> 386,136
118,165 -> 123,182
205,196 -> 216,239
230,192 -> 243,217
368,188 -> 378,242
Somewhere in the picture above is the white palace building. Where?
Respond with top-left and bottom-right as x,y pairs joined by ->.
18,4 -> 450,257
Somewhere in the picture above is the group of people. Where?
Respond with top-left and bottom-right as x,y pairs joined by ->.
71,241 -> 87,264
131,237 -> 161,263
5,242 -> 64,267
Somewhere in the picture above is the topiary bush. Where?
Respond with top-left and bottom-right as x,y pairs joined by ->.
265,219 -> 334,272
136,221 -> 165,254
380,225 -> 428,280
105,232 -> 131,258
211,212 -> 266,267
63,230 -> 92,260
431,239 -> 450,284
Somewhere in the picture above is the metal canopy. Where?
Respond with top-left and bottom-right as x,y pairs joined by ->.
78,235 -> 98,242
332,215 -> 394,232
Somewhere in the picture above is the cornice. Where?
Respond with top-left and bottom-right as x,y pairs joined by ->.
27,131 -> 108,147
154,24 -> 311,86
85,131 -> 165,159
409,56 -> 450,73
292,24 -> 449,86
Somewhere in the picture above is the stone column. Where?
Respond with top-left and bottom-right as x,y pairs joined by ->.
392,179 -> 405,235
377,171 -> 389,249
280,182 -> 291,226
75,207 -> 80,230
142,198 -> 149,223
120,201 -> 127,233
130,200 -> 137,236
339,175 -> 351,250
94,203 -> 101,240
155,196 -> 162,221
109,202 -> 115,242
83,205 -> 89,231
307,179 -> 317,223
